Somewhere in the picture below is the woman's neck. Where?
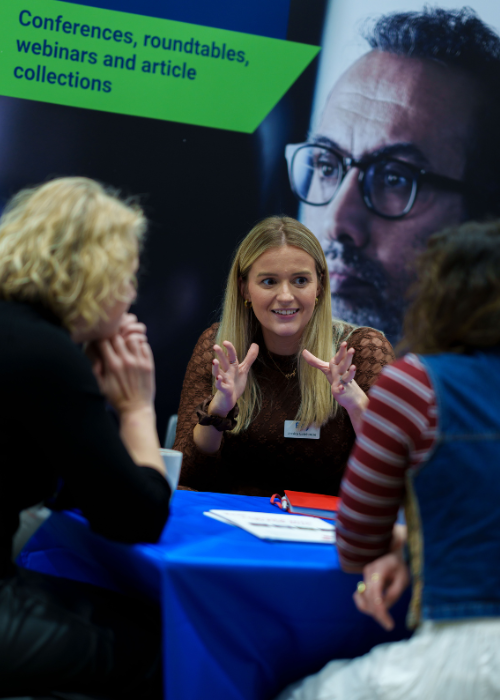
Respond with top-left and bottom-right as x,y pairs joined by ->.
262,329 -> 300,356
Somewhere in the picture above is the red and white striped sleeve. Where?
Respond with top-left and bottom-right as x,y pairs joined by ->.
336,353 -> 437,571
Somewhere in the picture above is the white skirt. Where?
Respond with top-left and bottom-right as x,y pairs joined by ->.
275,617 -> 500,700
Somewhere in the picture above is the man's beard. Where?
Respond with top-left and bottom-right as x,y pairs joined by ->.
324,240 -> 406,344
330,294 -> 403,345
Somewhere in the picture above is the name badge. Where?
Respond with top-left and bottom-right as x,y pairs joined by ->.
284,421 -> 321,439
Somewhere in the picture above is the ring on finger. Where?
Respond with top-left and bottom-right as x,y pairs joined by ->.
371,573 -> 380,582
356,581 -> 366,594
229,360 -> 238,364
339,378 -> 352,386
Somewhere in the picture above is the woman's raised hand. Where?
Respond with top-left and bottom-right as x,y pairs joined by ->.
303,342 -> 359,403
209,341 -> 259,416
302,341 -> 368,432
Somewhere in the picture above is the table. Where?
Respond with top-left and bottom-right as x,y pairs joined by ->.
18,491 -> 411,700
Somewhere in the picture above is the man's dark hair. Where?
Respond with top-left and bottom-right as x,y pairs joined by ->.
363,7 -> 500,220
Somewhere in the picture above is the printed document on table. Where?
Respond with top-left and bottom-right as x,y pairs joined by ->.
204,509 -> 335,543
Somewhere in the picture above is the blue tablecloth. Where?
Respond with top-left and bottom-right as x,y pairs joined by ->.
18,490 -> 411,700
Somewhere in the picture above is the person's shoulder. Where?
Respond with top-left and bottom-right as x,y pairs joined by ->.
338,323 -> 386,346
188,323 -> 219,369
382,353 -> 431,383
193,323 -> 219,352
0,301 -> 96,391
199,322 -> 219,344
0,300 -> 70,357
339,323 -> 395,359
374,353 -> 434,402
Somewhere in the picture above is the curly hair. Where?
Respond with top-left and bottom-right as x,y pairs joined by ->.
400,220 -> 500,354
0,177 -> 146,331
363,7 -> 500,220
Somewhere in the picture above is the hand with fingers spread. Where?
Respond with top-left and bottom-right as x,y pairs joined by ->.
303,341 -> 356,398
193,340 -> 259,455
353,550 -> 411,631
302,341 -> 369,432
210,341 -> 260,417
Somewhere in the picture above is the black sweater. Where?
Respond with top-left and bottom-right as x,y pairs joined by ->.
0,300 -> 170,577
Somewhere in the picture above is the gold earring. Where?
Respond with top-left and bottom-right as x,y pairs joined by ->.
244,299 -> 252,309
315,297 -> 319,306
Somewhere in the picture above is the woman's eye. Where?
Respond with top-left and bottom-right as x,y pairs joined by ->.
294,277 -> 309,285
261,278 -> 276,287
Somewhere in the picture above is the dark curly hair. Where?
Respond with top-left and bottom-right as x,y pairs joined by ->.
400,220 -> 500,354
363,7 -> 500,221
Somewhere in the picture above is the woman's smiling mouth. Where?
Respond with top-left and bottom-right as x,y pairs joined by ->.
272,309 -> 299,316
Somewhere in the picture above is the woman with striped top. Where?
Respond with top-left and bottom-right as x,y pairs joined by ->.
276,220 -> 500,700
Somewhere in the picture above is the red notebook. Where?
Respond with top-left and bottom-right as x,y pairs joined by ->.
271,491 -> 341,520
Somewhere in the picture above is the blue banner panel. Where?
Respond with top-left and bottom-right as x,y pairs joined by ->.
57,0 -> 291,38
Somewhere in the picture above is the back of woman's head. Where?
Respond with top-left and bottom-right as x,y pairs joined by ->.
401,220 -> 500,354
0,177 -> 146,331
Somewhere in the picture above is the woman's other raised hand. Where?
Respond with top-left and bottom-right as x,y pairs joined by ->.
210,341 -> 259,416
302,341 -> 368,433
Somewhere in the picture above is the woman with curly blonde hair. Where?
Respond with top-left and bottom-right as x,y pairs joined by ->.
175,216 -> 394,496
0,177 -> 169,699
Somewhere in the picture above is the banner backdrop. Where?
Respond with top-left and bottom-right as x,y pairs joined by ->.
292,0 -> 500,346
0,0 -> 326,437
0,1 -> 319,131
1,0 -> 499,437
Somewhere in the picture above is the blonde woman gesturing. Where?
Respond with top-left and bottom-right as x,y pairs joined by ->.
175,216 -> 394,497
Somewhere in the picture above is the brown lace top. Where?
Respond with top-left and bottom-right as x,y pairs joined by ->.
174,324 -> 395,497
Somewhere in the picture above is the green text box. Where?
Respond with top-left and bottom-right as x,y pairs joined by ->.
0,0 -> 319,132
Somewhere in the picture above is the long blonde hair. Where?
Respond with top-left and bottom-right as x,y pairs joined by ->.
0,177 -> 146,331
216,216 -> 351,432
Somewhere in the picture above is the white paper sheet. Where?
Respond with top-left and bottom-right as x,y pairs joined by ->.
204,509 -> 335,543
